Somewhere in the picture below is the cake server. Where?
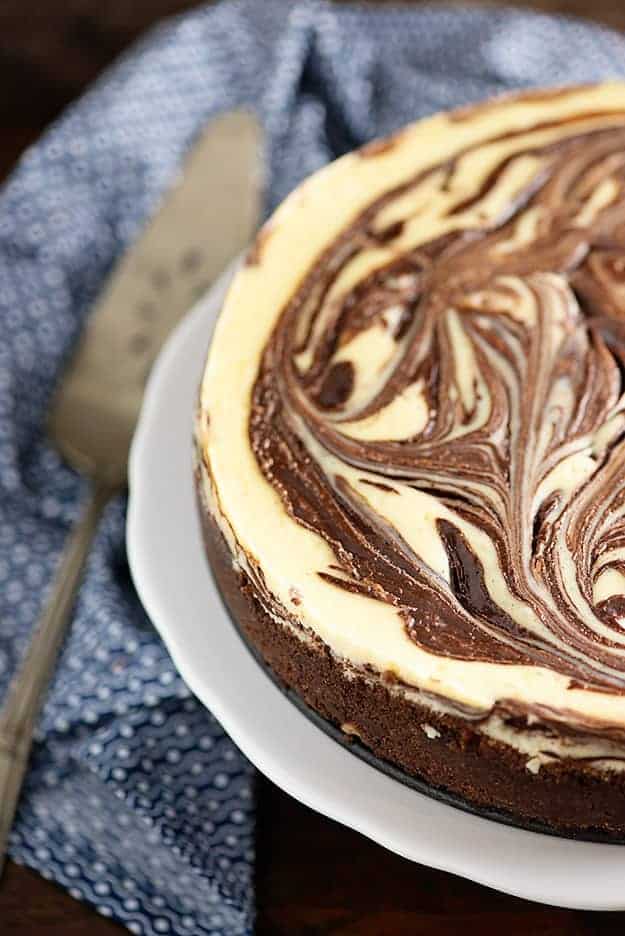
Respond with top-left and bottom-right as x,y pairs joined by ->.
0,110 -> 263,871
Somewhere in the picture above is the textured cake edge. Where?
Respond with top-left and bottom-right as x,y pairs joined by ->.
195,461 -> 625,840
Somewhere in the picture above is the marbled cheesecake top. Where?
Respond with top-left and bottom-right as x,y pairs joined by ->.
198,83 -> 625,750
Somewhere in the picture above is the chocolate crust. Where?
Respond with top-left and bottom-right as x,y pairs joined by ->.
196,477 -> 625,840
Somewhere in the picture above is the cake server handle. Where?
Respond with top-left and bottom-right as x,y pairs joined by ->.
0,480 -> 113,875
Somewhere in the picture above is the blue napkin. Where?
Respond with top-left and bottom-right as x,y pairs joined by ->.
2,1 -> 625,933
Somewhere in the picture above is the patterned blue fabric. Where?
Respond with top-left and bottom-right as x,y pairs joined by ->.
2,1 -> 625,932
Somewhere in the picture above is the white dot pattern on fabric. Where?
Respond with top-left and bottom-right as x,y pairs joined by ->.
3,1 -> 625,934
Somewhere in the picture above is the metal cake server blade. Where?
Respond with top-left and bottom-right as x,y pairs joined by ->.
0,110 -> 263,872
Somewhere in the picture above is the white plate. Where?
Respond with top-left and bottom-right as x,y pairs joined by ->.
127,266 -> 625,912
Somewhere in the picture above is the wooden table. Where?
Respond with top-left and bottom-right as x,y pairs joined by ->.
2,1 -> 625,932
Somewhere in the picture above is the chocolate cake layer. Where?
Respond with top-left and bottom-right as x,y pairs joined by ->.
198,482 -> 625,837
196,84 -> 625,833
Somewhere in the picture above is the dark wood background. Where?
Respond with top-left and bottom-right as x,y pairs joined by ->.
2,1 -> 625,933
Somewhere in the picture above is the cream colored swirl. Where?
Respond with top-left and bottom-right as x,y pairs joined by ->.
199,83 -> 625,731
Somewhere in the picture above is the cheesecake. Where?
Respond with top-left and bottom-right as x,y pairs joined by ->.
196,83 -> 625,837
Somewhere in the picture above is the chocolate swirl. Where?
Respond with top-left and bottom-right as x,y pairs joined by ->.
249,115 -> 625,693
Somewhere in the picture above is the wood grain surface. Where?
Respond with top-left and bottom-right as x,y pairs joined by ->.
2,1 -> 625,933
